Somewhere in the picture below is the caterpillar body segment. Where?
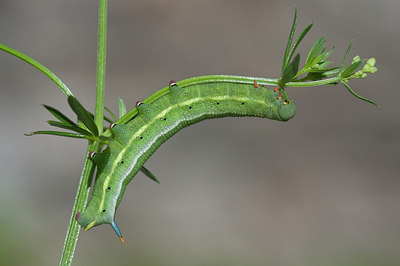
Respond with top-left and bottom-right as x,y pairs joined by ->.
76,82 -> 296,240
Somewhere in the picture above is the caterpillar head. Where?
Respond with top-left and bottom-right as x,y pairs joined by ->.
278,100 -> 296,121
75,204 -> 124,243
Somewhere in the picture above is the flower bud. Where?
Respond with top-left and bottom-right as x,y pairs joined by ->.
352,55 -> 361,64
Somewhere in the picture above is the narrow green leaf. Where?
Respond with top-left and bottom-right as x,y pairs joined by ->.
0,43 -> 73,97
341,81 -> 379,106
321,68 -> 341,77
310,47 -> 334,67
281,53 -> 300,85
67,96 -> 99,136
24,130 -> 87,139
340,41 -> 353,72
307,66 -> 340,74
140,166 -> 160,184
48,120 -> 93,136
282,8 -> 298,75
306,37 -> 326,65
103,107 -> 117,122
303,68 -> 340,81
288,23 -> 313,65
317,59 -> 334,69
43,104 -> 76,126
341,59 -> 364,78
103,115 -> 114,124
118,98 -> 127,119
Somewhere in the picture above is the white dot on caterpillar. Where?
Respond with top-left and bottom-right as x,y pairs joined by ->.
89,151 -> 96,159
169,80 -> 177,87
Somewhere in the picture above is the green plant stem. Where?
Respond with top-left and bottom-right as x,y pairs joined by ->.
59,0 -> 108,264
59,147 -> 96,265
0,43 -> 73,97
95,0 -> 107,135
286,77 -> 340,87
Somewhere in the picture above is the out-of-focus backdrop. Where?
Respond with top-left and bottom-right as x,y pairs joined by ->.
0,1 -> 399,265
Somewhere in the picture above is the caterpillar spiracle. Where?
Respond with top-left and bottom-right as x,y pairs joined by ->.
75,81 -> 296,242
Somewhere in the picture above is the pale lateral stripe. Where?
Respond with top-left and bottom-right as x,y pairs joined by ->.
100,94 -> 271,211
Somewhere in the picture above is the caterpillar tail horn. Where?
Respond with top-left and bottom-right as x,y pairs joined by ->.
111,220 -> 125,244
75,212 -> 124,243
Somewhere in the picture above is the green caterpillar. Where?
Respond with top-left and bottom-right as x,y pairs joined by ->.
75,81 -> 296,242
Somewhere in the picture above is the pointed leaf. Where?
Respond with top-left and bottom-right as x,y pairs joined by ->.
24,130 -> 88,139
321,68 -> 341,77
309,47 -> 334,68
306,37 -> 326,65
48,120 -> 93,136
307,66 -> 340,74
340,41 -> 353,72
317,60 -> 334,69
118,98 -> 127,119
304,68 -> 340,81
67,96 -> 99,136
341,81 -> 379,106
0,43 -> 73,97
281,53 -> 300,85
282,8 -> 298,75
140,166 -> 160,184
103,115 -> 114,124
103,107 -> 117,123
288,23 -> 313,66
341,59 -> 364,78
43,105 -> 76,126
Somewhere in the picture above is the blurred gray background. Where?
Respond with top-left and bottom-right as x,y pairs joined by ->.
0,0 -> 399,265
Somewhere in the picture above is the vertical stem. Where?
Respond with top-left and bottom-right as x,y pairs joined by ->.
95,0 -> 107,134
59,0 -> 108,264
59,149 -> 96,265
